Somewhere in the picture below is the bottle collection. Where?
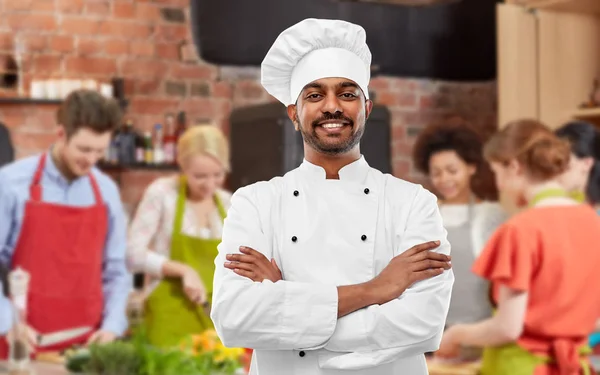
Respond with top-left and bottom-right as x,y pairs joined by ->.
580,78 -> 600,109
102,111 -> 187,167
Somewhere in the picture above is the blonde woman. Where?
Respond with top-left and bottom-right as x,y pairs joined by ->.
127,125 -> 231,347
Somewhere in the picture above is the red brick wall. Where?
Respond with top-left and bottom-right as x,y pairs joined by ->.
0,0 -> 497,212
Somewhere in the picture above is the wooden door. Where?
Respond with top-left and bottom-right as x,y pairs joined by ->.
497,3 -> 538,128
537,10 -> 600,128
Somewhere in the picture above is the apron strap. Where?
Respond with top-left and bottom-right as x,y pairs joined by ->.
88,173 -> 103,205
214,193 -> 227,222
173,175 -> 187,234
30,153 -> 47,202
551,339 -> 592,375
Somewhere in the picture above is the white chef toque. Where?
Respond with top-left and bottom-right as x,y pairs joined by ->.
261,18 -> 372,106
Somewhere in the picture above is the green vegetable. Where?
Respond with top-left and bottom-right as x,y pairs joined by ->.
84,340 -> 142,375
64,327 -> 242,375
65,348 -> 91,373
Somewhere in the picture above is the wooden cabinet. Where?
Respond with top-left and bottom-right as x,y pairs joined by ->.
497,0 -> 600,129
510,0 -> 600,15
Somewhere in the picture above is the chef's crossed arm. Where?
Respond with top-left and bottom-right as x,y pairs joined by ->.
322,186 -> 454,365
211,182 -> 454,358
211,182 -> 340,350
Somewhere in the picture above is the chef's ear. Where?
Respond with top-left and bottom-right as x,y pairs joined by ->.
365,99 -> 374,120
287,104 -> 300,131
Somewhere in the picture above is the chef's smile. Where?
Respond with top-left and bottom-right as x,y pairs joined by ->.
315,120 -> 352,135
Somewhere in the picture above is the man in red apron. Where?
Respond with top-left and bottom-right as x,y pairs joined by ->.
0,89 -> 132,357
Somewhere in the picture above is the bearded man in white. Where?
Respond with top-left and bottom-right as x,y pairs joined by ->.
211,18 -> 454,375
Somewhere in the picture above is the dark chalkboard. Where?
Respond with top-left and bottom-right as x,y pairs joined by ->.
190,0 -> 499,81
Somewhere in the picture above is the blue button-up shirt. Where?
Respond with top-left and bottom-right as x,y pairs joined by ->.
0,151 -> 132,335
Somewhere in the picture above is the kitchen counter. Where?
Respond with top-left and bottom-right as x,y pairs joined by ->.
427,359 -> 480,375
0,360 -> 480,375
2,357 -> 598,375
0,361 -> 67,375
0,360 -> 479,375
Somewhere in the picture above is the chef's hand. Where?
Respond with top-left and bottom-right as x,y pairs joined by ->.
224,246 -> 282,282
436,324 -> 465,359
368,240 -> 451,305
181,266 -> 207,305
7,323 -> 38,352
86,330 -> 117,345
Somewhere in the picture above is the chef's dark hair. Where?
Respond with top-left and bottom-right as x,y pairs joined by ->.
57,89 -> 122,138
555,121 -> 600,204
412,118 -> 498,201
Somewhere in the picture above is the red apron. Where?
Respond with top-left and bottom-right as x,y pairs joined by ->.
0,153 -> 107,358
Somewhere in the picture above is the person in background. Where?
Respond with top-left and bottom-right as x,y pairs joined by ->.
413,120 -> 506,329
0,89 -> 131,355
437,119 -> 600,375
556,121 -> 600,211
0,121 -> 14,167
555,121 -> 600,350
127,125 -> 231,348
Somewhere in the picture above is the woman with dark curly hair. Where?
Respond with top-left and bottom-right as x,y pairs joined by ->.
413,120 -> 507,330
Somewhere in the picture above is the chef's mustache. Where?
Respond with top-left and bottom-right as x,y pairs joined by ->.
311,113 -> 354,127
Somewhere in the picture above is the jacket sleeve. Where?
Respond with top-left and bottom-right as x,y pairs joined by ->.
126,180 -> 168,276
321,186 -> 454,368
210,183 -> 339,350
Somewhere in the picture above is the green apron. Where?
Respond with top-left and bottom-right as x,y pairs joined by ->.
480,188 -> 590,375
144,176 -> 226,348
479,340 -> 591,375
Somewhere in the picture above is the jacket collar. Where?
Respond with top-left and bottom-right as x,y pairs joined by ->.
298,155 -> 370,182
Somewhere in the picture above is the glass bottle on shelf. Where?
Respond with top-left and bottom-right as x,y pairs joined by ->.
108,129 -> 120,165
174,111 -> 187,162
593,78 -> 600,107
135,131 -> 146,165
153,124 -> 164,164
163,114 -> 177,165
118,120 -> 136,166
144,132 -> 153,164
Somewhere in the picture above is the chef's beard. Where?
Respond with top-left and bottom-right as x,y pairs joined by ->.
298,113 -> 364,156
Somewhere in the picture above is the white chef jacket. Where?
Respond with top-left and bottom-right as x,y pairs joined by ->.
211,156 -> 454,375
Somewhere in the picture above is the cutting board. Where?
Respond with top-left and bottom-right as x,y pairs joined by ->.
35,352 -> 65,365
0,361 -> 69,375
427,359 -> 480,375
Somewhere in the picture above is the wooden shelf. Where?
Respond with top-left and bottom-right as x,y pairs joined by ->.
0,97 -> 62,105
517,0 -> 600,14
0,97 -> 129,109
572,107 -> 600,119
97,162 -> 179,171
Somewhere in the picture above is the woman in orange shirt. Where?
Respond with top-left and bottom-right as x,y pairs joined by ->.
437,119 -> 600,375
